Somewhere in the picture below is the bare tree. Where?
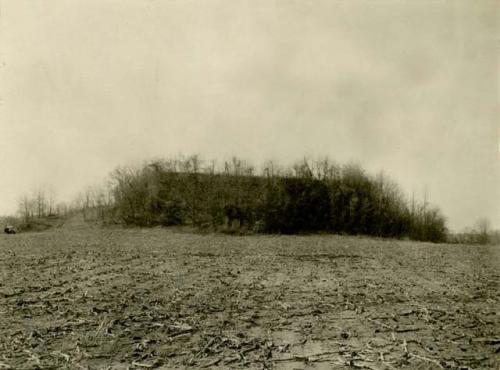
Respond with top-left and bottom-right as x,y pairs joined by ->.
18,194 -> 34,222
33,185 -> 47,218
475,217 -> 490,244
55,202 -> 68,217
47,185 -> 57,216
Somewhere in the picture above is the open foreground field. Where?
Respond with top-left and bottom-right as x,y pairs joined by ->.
0,221 -> 498,369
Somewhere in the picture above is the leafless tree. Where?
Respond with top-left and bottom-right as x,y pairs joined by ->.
18,194 -> 34,222
47,185 -> 57,216
475,217 -> 490,244
33,185 -> 46,218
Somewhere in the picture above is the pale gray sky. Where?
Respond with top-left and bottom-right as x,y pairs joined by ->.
0,0 -> 498,231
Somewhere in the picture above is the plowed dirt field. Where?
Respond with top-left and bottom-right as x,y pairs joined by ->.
0,222 -> 498,369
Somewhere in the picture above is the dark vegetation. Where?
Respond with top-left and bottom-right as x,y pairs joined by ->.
10,155 -> 496,244
106,155 -> 447,242
3,226 -> 16,234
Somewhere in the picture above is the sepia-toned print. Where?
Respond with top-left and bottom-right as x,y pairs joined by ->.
0,1 -> 498,369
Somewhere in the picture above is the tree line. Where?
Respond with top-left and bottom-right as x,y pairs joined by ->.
6,156 -> 497,245
13,181 -> 115,231
107,155 -> 448,242
447,218 -> 499,245
15,185 -> 67,231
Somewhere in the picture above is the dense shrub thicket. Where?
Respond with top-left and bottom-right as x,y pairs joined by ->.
107,156 -> 447,242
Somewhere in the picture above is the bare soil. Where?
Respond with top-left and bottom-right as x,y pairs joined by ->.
0,219 -> 499,369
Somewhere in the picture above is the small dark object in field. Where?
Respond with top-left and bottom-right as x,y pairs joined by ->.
4,226 -> 16,234
340,329 -> 350,339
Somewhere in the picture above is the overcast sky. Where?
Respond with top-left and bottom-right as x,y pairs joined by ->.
0,0 -> 498,231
